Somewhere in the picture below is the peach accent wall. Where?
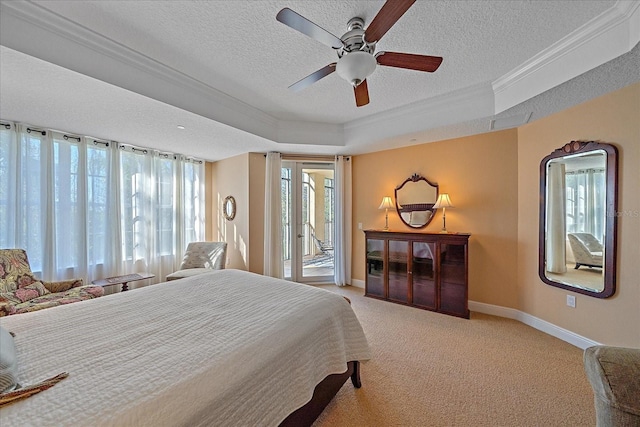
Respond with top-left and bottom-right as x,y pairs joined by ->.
352,129 -> 520,308
517,82 -> 640,346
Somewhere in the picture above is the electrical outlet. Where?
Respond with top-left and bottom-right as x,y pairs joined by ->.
358,222 -> 363,230
566,295 -> 576,308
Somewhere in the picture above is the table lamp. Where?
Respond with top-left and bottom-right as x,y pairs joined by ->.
378,196 -> 394,231
433,193 -> 454,233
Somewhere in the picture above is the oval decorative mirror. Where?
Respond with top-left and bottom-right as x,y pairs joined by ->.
394,174 -> 438,229
223,195 -> 236,221
539,141 -> 618,298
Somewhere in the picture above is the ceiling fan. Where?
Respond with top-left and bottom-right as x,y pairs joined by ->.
276,0 -> 443,107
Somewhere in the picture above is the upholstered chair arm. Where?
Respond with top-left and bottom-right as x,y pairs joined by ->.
0,298 -> 17,317
43,279 -> 84,293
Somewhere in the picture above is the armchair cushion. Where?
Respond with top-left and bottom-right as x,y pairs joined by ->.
43,279 -> 84,293
166,268 -> 215,281
1,282 -> 50,304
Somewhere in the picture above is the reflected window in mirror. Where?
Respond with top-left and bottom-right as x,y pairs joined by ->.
395,174 -> 438,229
539,141 -> 617,298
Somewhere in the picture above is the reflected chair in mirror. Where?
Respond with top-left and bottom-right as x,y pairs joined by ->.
568,233 -> 603,270
165,242 -> 228,281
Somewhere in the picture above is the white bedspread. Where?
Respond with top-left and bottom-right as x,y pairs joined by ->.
0,269 -> 371,426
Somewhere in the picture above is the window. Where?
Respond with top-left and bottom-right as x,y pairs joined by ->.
0,122 -> 205,281
566,168 -> 605,241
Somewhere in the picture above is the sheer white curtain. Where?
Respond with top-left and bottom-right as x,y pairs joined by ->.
264,152 -> 283,278
0,121 -> 204,284
333,155 -> 352,286
566,168 -> 605,240
546,162 -> 567,273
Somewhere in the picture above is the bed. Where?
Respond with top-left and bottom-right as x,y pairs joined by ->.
0,269 -> 371,426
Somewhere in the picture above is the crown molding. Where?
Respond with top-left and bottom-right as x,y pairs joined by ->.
0,1 -> 280,134
344,82 -> 495,148
492,0 -> 640,114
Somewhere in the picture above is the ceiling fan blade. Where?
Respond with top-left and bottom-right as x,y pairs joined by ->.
354,80 -> 370,107
376,51 -> 443,72
364,0 -> 416,44
276,8 -> 343,49
288,63 -> 336,92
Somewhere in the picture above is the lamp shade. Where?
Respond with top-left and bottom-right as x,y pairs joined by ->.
336,51 -> 377,87
378,196 -> 394,210
433,193 -> 454,209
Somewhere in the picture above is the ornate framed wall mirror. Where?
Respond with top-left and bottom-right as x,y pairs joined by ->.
223,195 -> 236,221
394,174 -> 438,229
539,141 -> 618,298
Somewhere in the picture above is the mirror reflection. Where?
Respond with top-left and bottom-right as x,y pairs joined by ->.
394,174 -> 438,229
539,141 -> 617,298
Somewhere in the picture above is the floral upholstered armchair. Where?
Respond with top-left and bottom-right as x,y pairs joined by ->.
0,249 -> 104,317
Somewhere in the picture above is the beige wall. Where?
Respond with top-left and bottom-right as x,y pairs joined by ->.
517,82 -> 640,347
247,153 -> 266,274
206,152 -> 266,273
352,129 -> 520,308
209,153 -> 250,270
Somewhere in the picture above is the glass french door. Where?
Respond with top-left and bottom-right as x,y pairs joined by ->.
282,161 -> 335,283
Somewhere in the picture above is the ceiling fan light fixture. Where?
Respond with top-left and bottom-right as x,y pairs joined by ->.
336,51 -> 376,87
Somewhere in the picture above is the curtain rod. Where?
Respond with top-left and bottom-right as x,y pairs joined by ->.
263,153 -> 350,161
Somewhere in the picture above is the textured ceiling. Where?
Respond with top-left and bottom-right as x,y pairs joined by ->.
0,0 -> 638,161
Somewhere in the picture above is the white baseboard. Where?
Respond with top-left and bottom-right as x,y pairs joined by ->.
349,280 -> 599,349
469,300 -> 601,350
351,279 -> 365,289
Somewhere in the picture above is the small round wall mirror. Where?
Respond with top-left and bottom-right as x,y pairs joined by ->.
223,195 -> 236,221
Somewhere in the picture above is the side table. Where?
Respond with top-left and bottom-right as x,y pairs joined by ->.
92,273 -> 155,292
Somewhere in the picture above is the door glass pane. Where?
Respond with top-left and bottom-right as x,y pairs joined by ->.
412,241 -> 436,308
282,166 -> 293,279
301,166 -> 334,280
366,238 -> 385,297
388,240 -> 408,302
440,243 -> 466,315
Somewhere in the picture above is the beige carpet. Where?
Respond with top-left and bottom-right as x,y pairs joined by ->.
313,285 -> 595,427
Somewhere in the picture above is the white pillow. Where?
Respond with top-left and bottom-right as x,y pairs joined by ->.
0,326 -> 18,393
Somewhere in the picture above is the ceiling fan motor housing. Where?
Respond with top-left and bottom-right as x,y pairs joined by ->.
338,17 -> 376,57
336,17 -> 377,87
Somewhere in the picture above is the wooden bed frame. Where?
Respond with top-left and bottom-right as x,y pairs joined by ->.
280,361 -> 361,427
